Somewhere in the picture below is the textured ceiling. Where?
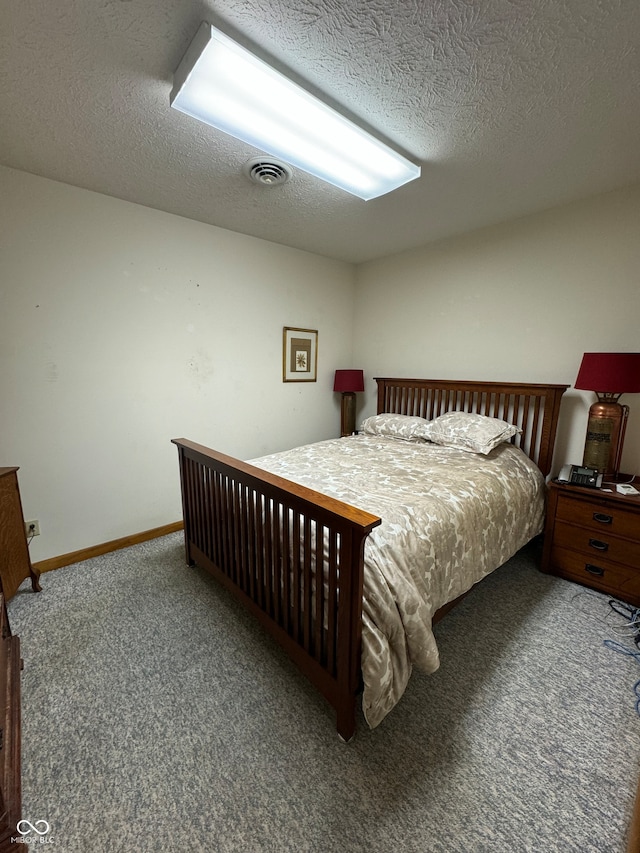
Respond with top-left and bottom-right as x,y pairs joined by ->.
1,0 -> 639,263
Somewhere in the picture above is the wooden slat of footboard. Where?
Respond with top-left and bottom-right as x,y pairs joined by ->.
173,438 -> 381,740
291,512 -> 301,641
314,521 -> 325,662
326,530 -> 338,673
302,516 -> 312,652
282,503 -> 292,634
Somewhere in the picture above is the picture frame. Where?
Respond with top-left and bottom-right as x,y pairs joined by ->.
283,327 -> 318,382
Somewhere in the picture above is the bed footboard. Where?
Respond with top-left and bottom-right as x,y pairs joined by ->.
172,438 -> 381,740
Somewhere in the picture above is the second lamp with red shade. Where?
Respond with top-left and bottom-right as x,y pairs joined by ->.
334,369 -> 365,437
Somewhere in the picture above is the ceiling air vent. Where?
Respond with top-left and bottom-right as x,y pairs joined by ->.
243,157 -> 293,187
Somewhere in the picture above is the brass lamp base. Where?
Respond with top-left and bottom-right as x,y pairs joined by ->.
582,396 -> 629,478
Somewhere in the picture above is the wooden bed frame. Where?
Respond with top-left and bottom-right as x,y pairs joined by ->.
172,377 -> 567,740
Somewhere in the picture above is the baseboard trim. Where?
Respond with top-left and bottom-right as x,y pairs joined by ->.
33,521 -> 184,574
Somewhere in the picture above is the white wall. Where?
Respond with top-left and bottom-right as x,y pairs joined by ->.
354,184 -> 640,476
4,168 -> 639,564
0,167 -> 356,562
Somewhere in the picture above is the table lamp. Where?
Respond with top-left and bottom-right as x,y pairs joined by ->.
574,352 -> 640,479
333,370 -> 365,437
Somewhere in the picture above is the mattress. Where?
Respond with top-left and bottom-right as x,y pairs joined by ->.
251,433 -> 545,728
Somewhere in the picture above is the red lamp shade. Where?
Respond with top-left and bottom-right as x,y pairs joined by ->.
333,369 -> 364,393
575,352 -> 640,393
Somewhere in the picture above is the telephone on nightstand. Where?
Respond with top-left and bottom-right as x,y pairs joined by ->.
557,464 -> 603,488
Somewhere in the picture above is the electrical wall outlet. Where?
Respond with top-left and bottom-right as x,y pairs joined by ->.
24,519 -> 40,538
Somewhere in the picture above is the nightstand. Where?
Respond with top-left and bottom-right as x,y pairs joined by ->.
541,478 -> 640,606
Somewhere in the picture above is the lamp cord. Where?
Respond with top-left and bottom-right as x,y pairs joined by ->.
603,600 -> 640,717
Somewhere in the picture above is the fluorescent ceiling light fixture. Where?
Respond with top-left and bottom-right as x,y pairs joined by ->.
171,22 -> 421,200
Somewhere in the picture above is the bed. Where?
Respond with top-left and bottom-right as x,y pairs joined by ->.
172,377 -> 567,739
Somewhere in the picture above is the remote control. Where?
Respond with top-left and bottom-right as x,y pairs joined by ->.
616,483 -> 639,495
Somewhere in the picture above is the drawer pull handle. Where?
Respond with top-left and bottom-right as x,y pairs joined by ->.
585,564 -> 605,577
593,512 -> 613,524
588,538 -> 609,552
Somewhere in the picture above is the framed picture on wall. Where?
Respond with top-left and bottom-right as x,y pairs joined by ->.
283,327 -> 318,382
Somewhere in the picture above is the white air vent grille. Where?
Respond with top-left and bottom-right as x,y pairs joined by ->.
243,157 -> 292,186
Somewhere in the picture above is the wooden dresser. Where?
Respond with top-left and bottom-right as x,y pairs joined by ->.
0,466 -> 38,846
0,468 -> 41,601
541,478 -> 640,606
0,595 -> 20,851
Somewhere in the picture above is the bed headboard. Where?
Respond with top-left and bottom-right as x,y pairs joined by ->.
375,377 -> 568,477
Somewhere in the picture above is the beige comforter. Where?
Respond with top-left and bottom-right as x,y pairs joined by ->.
251,434 -> 545,728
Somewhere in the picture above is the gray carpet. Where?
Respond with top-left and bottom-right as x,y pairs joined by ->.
7,534 -> 640,853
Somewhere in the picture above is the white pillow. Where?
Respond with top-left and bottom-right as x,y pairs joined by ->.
360,413 -> 433,442
428,411 -> 521,454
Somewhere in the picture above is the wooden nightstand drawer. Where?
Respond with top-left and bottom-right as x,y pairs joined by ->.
556,493 -> 639,539
542,478 -> 640,606
551,545 -> 640,601
553,520 -> 640,569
